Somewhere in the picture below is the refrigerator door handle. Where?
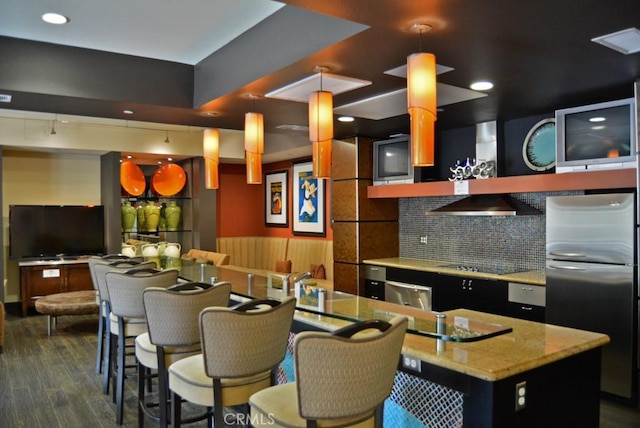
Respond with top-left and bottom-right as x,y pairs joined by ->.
549,251 -> 587,258
547,264 -> 586,271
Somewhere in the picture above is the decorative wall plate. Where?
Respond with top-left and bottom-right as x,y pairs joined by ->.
152,163 -> 187,196
523,118 -> 556,171
120,161 -> 146,196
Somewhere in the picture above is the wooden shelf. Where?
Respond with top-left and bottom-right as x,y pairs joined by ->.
367,168 -> 637,198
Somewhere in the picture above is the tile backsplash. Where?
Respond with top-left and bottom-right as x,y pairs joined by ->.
399,191 -> 580,273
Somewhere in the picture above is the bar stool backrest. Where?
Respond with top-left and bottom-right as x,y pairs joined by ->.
294,316 -> 408,421
143,282 -> 232,347
199,297 -> 296,379
105,269 -> 179,319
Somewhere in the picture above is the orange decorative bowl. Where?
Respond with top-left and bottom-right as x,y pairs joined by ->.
152,163 -> 187,196
120,161 -> 146,196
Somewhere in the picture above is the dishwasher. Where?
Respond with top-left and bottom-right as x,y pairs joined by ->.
385,280 -> 432,311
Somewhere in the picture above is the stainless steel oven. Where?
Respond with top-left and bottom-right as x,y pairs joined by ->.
385,280 -> 432,311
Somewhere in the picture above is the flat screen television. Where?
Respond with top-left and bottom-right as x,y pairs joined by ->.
9,205 -> 105,260
555,97 -> 637,173
373,136 -> 414,185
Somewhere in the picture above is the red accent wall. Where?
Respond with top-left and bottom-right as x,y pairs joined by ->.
217,159 -> 332,241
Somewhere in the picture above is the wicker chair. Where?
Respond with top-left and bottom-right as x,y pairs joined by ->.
93,259 -> 156,394
105,267 -> 180,425
168,296 -> 296,428
88,255 -> 145,374
249,316 -> 408,428
136,281 -> 232,428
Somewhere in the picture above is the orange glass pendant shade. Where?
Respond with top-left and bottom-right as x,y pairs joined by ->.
246,151 -> 262,184
312,140 -> 332,178
204,158 -> 219,189
407,52 -> 437,167
203,128 -> 220,189
309,90 -> 333,142
244,112 -> 264,154
409,107 -> 436,166
203,128 -> 220,161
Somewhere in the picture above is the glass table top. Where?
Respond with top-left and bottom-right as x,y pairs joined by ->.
177,260 -> 512,342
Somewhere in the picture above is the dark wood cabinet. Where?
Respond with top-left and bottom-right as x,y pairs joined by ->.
20,261 -> 93,316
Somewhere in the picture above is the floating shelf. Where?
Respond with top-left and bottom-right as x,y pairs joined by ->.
367,169 -> 637,198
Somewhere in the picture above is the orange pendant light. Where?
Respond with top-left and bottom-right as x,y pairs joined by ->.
244,112 -> 264,154
203,128 -> 220,189
312,140 -> 332,178
309,90 -> 333,142
407,43 -> 437,167
245,151 -> 262,184
309,68 -> 333,178
204,158 -> 219,189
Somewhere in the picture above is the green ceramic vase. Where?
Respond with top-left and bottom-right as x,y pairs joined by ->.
121,201 -> 136,232
165,200 -> 182,231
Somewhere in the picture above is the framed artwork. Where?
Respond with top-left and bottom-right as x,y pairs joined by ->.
265,170 -> 288,227
292,161 -> 325,236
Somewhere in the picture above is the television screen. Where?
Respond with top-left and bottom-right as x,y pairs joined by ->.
9,205 -> 105,260
373,136 -> 414,185
564,105 -> 632,161
555,98 -> 637,172
378,141 -> 410,176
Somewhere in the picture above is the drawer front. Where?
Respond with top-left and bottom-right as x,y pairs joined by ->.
508,282 -> 546,306
365,265 -> 386,281
506,302 -> 545,322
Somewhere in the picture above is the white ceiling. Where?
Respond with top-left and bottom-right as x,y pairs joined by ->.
0,0 -> 285,65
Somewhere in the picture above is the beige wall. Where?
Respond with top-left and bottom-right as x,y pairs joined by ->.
2,150 -> 102,302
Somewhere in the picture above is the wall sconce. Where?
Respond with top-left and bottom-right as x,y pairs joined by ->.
407,23 -> 437,167
203,128 -> 220,189
309,67 -> 333,178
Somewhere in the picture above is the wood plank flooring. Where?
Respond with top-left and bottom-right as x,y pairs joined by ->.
1,307 -> 639,427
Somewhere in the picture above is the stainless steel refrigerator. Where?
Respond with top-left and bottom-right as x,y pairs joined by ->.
546,192 -> 637,400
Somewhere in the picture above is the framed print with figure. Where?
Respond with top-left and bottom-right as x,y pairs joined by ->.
265,170 -> 288,227
292,161 -> 325,236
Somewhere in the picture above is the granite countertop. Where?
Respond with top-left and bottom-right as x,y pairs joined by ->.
296,303 -> 609,382
363,257 -> 546,286
183,261 -> 607,382
402,308 -> 608,381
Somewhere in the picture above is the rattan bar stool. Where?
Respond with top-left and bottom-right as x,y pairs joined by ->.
249,316 -> 408,428
168,297 -> 296,428
106,267 -> 180,425
136,281 -> 232,428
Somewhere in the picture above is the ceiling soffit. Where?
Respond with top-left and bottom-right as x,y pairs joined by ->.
193,6 -> 369,108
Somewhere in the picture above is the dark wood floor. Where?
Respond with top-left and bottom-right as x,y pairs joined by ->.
1,307 -> 639,427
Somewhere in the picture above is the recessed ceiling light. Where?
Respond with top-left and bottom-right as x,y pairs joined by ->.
470,81 -> 494,91
338,116 -> 354,122
123,109 -> 134,115
42,13 -> 69,25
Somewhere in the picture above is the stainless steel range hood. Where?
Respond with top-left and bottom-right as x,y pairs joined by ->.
427,194 -> 542,216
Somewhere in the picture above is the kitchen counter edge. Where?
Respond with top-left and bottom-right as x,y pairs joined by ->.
363,257 -> 545,286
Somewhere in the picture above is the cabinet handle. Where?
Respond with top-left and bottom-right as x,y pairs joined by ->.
521,287 -> 534,292
521,306 -> 533,311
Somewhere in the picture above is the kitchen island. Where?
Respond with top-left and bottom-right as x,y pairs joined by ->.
181,261 -> 608,427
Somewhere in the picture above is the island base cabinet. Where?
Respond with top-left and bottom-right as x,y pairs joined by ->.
20,262 -> 93,316
459,347 -> 601,427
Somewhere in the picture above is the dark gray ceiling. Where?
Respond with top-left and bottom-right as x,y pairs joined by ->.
1,0 -> 639,145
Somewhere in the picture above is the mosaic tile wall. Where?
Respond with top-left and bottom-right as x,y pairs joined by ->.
399,191 -> 581,273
